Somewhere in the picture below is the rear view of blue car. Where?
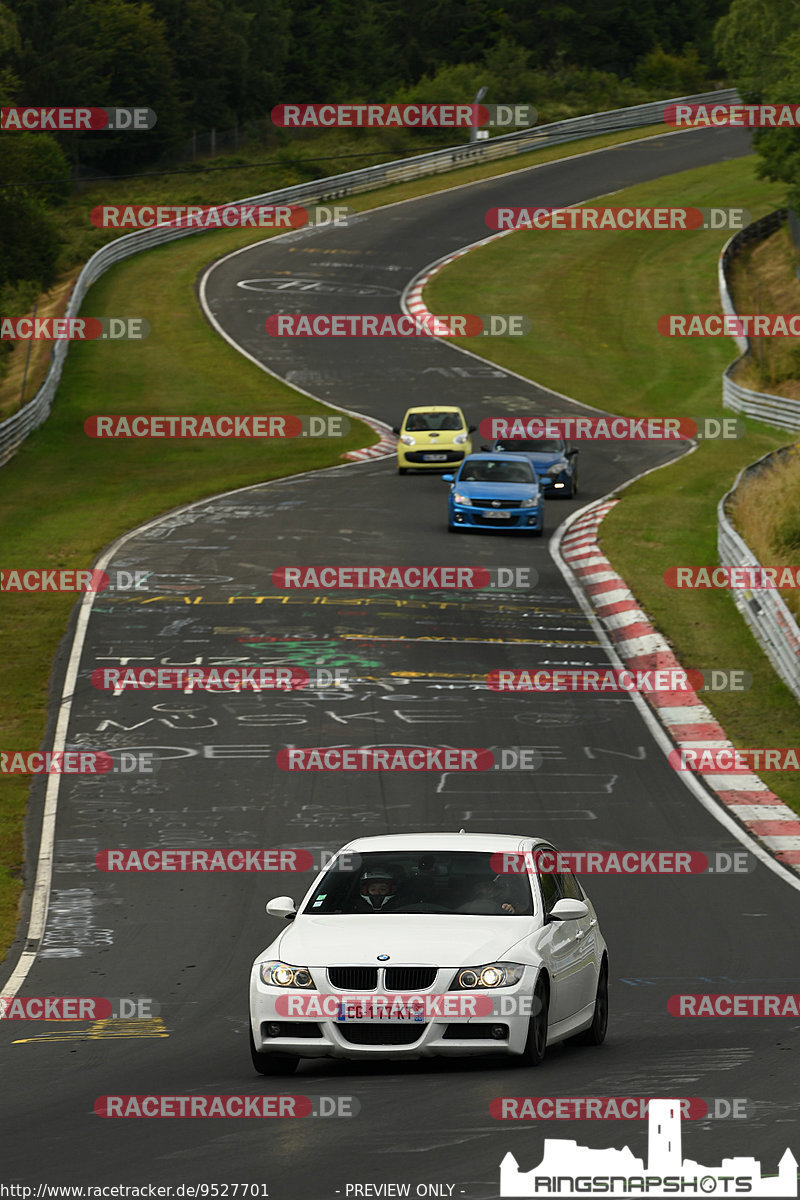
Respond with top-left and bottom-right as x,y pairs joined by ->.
443,453 -> 544,535
487,436 -> 579,497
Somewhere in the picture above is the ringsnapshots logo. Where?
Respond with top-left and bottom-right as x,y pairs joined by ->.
271,102 -> 536,128
264,314 -> 530,337
479,416 -> 744,441
498,1098 -> 797,1197
1,317 -> 148,340
83,414 -> 347,438
486,207 -> 749,232
91,204 -> 353,230
1,107 -> 156,131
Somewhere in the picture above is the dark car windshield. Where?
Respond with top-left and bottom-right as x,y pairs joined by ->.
404,411 -> 464,432
301,851 -> 533,915
494,439 -> 563,453
459,459 -> 535,484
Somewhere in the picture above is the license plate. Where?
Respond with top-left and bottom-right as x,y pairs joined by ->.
423,453 -> 447,461
483,510 -> 511,519
336,1000 -> 425,1023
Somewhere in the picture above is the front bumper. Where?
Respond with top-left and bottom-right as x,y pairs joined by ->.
449,502 -> 543,531
249,969 -> 537,1060
398,447 -> 467,468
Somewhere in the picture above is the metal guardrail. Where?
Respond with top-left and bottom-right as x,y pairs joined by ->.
718,208 -> 800,432
0,87 -> 738,468
718,448 -> 800,702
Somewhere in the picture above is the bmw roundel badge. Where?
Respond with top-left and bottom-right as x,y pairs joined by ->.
377,954 -> 390,961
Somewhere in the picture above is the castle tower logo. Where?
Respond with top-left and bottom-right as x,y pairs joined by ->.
500,1098 -> 798,1197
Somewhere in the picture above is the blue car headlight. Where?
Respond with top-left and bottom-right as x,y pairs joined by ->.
453,492 -> 472,506
546,460 -> 569,477
519,497 -> 539,508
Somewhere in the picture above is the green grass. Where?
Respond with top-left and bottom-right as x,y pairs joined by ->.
0,119 -> 689,961
427,154 -> 800,813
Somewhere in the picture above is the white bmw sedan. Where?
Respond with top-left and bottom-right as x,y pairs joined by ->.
248,832 -> 608,1074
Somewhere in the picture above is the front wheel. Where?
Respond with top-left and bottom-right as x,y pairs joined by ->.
398,467 -> 408,475
519,974 -> 549,1066
569,957 -> 608,1046
249,1024 -> 299,1075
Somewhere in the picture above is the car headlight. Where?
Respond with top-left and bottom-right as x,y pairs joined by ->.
519,497 -> 539,508
400,435 -> 416,446
546,460 -> 569,476
453,492 -> 472,506
453,433 -> 468,445
450,962 -> 525,989
260,960 -> 314,988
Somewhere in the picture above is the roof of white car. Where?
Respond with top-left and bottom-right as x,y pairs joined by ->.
341,832 -> 547,853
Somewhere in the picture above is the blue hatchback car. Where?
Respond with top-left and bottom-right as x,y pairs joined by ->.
443,453 -> 544,535
486,437 -> 579,497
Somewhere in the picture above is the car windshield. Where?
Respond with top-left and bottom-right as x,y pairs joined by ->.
459,459 -> 535,484
404,412 -> 464,432
495,439 -> 562,453
301,851 -> 533,915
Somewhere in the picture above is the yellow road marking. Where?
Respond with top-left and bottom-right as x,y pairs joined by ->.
13,1018 -> 169,1043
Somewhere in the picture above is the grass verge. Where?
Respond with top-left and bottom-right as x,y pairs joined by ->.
426,154 -> 800,813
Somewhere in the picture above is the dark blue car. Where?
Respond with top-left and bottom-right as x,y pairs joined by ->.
443,453 -> 544,535
486,437 -> 579,497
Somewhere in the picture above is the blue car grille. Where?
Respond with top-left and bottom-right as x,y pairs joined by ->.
468,498 -> 527,509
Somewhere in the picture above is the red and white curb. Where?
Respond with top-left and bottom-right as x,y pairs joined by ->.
561,498 -> 800,874
406,245 -> 478,322
342,417 -> 397,461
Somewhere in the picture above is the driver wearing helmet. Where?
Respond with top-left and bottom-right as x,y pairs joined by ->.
359,868 -> 398,911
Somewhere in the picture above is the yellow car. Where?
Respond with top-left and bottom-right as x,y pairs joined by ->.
394,406 -> 475,474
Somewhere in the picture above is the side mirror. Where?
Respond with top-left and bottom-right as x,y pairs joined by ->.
266,896 -> 297,921
441,474 -> 455,483
392,426 -> 401,435
480,444 -> 490,452
468,425 -> 477,433
549,898 -> 589,921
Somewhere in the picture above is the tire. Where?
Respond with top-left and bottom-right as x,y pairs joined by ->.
398,467 -> 408,475
448,523 -> 464,533
519,974 -> 549,1066
570,470 -> 578,498
249,1024 -> 299,1075
570,956 -> 608,1046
